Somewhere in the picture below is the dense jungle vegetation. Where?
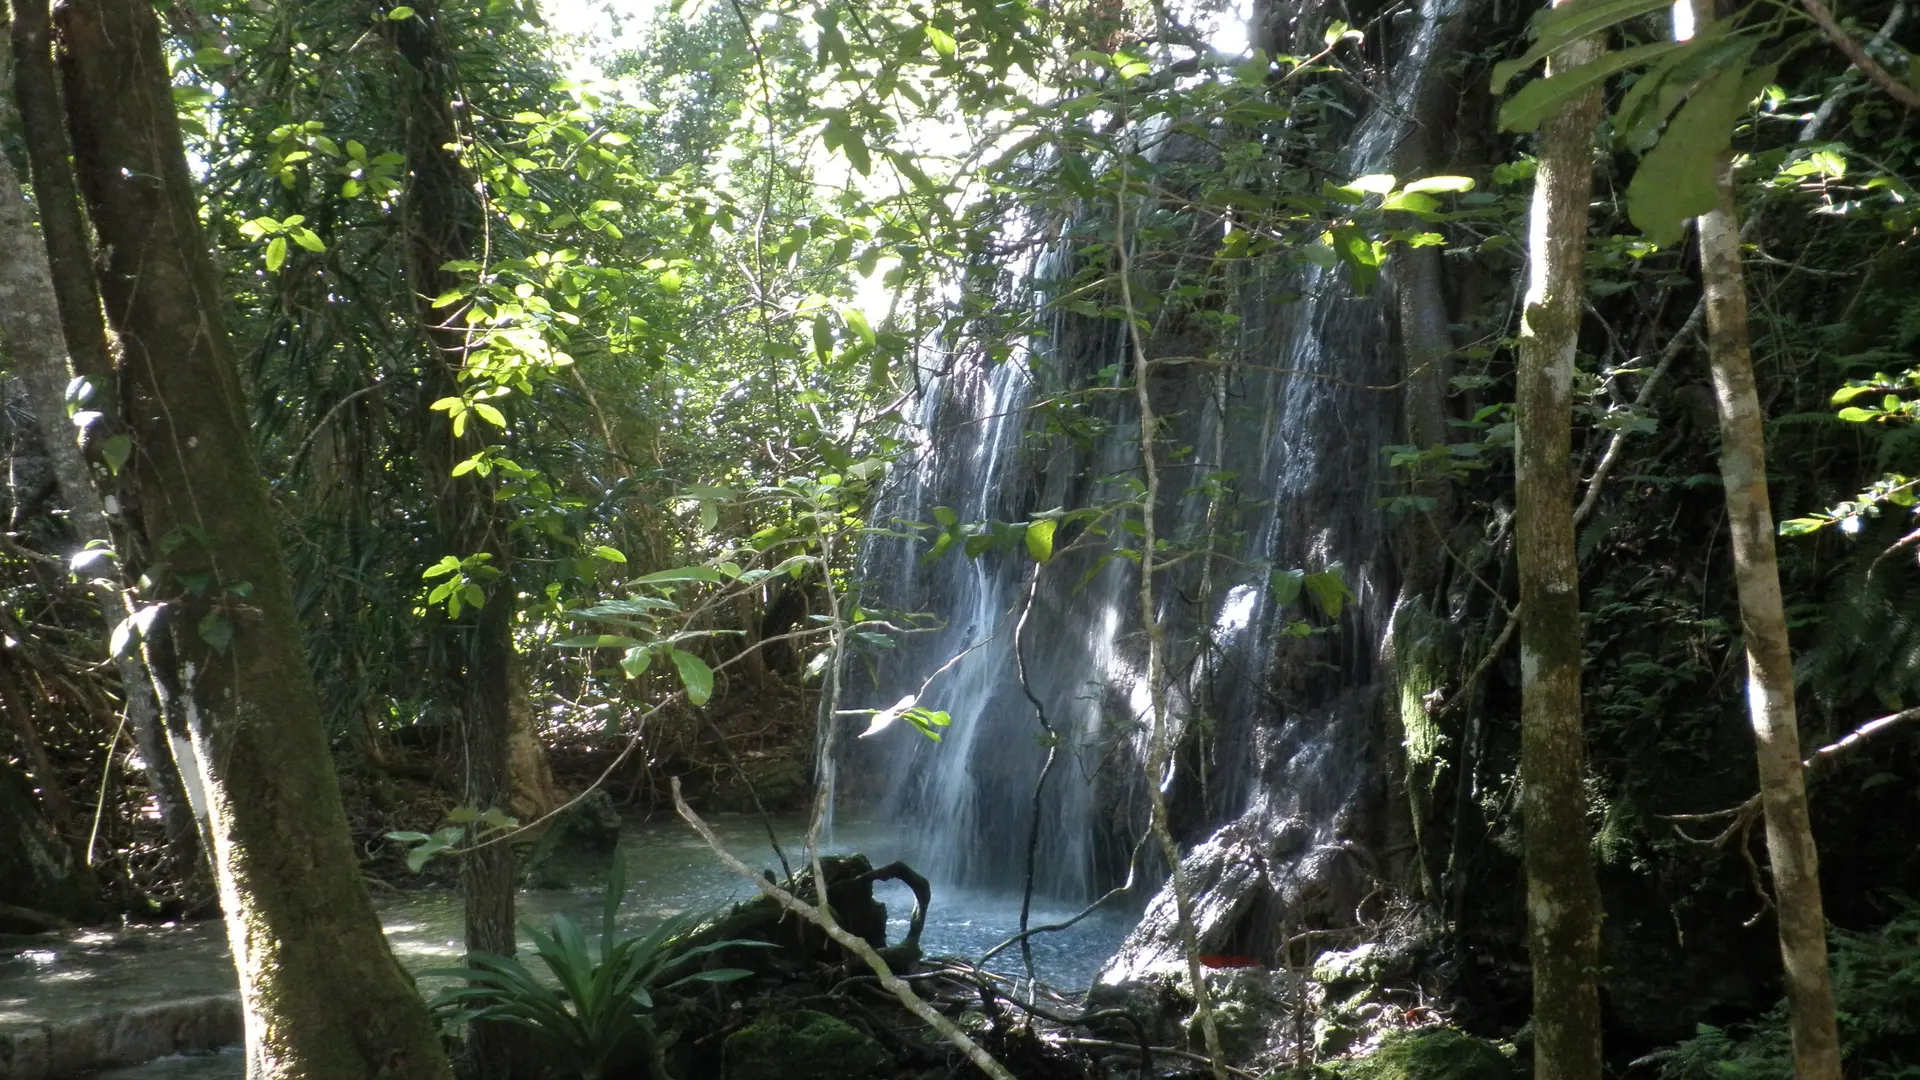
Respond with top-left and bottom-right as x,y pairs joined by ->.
2,0 -> 1919,1077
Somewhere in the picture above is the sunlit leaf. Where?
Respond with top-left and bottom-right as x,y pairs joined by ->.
669,648 -> 713,705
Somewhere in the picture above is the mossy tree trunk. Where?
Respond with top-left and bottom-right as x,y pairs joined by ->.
385,4 -> 529,1076
1511,7 -> 1606,1079
48,0 -> 452,1075
4,4 -> 208,900
1690,1 -> 1844,1065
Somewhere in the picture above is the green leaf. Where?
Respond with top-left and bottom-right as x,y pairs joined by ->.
841,306 -> 876,346
265,236 -> 288,272
197,610 -> 234,654
1025,518 -> 1057,563
1612,23 -> 1745,149
619,646 -> 652,679
1626,62 -> 1747,246
387,5 -> 415,18
1499,42 -> 1681,133
1304,564 -> 1353,620
554,634 -> 643,649
472,402 -> 507,428
925,23 -> 956,58
669,648 -> 713,705
633,566 -> 722,585
1837,407 -> 1878,423
101,434 -> 133,476
1271,567 -> 1306,606
70,546 -> 115,573
422,555 -> 462,579
593,545 -> 627,564
1399,175 -> 1476,194
1491,0 -> 1674,91
931,506 -> 958,527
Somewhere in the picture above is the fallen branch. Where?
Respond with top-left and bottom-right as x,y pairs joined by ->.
1049,1037 -> 1265,1079
672,778 -> 1017,1080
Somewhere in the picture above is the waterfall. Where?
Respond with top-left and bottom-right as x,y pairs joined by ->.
840,0 -> 1476,971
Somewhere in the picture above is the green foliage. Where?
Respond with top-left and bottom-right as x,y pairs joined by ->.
427,854 -> 770,1078
1646,899 -> 1920,1079
723,1009 -> 893,1080
1327,1027 -> 1516,1080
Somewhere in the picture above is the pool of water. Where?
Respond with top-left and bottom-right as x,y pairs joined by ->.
0,813 -> 1130,1077
380,814 -> 1129,991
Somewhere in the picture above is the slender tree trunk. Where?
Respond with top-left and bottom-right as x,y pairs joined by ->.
386,5 -> 528,1075
47,1 -> 452,1075
1692,62 -> 1845,1080
1512,8 -> 1606,1079
6,2 -> 208,901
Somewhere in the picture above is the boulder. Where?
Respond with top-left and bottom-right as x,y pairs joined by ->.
0,762 -> 101,929
522,789 -> 622,890
722,1010 -> 891,1080
1329,1027 -> 1515,1080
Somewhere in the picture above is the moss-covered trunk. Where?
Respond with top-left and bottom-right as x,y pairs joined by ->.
50,0 -> 451,1074
386,4 -> 532,1075
1511,6 -> 1606,1079
3,11 -> 207,899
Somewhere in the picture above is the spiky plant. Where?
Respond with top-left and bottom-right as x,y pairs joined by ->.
428,855 -> 771,1079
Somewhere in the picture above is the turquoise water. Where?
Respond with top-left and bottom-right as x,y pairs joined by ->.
0,814 -> 1127,1078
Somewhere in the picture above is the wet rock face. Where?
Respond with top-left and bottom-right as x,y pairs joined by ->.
721,1010 -> 892,1080
521,788 -> 622,889
0,995 -> 240,1080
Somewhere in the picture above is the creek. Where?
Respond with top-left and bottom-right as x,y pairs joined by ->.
0,815 -> 1128,1079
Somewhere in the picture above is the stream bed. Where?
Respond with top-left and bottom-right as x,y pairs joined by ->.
1,815 -> 1129,1078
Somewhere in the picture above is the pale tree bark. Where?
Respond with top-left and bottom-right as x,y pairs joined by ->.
1688,4 -> 1844,1074
4,4 -> 209,902
1512,8 -> 1606,1080
48,0 -> 453,1075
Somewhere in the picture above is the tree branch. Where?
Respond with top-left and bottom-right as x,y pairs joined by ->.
672,779 -> 1017,1080
1798,0 -> 1920,111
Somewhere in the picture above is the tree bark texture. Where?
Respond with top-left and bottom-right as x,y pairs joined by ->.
2,25 -> 208,901
387,5 -> 526,1076
1698,164 -> 1845,1080
1511,14 -> 1606,1080
49,1 -> 452,1076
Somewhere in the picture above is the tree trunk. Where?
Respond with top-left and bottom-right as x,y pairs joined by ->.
3,11 -> 209,902
1695,102 -> 1846,1080
48,1 -> 452,1075
386,5 -> 529,1075
1511,8 -> 1606,1080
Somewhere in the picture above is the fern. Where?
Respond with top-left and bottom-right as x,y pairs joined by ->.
1646,898 -> 1920,1079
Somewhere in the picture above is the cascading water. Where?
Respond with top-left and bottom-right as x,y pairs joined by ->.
841,0 -> 1479,976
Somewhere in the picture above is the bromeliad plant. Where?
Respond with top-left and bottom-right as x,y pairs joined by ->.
428,854 -> 771,1079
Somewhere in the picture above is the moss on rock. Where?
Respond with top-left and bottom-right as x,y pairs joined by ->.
722,1009 -> 892,1080
1329,1027 -> 1515,1080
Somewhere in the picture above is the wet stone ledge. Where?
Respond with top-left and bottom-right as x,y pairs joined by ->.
0,995 -> 240,1080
